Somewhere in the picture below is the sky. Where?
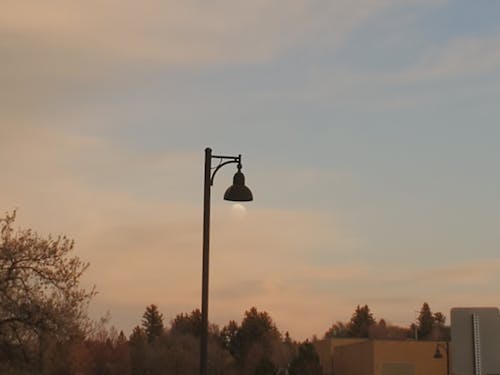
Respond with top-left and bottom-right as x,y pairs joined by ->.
2,0 -> 500,340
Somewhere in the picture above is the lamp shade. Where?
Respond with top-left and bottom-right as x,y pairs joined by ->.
224,170 -> 253,202
433,347 -> 443,359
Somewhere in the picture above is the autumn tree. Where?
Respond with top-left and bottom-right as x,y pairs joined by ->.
348,305 -> 375,338
141,304 -> 164,343
0,211 -> 96,373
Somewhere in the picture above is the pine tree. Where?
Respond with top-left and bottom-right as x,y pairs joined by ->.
141,304 -> 164,342
289,341 -> 322,375
348,305 -> 375,338
170,309 -> 202,337
417,302 -> 434,340
239,307 -> 280,362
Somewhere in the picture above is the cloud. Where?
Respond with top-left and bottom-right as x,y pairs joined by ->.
372,259 -> 500,290
1,0 -> 447,96
80,204 -> 351,335
397,35 -> 500,82
353,259 -> 500,326
0,1 -> 396,65
0,126 -> 356,339
3,125 -> 499,339
0,0 -> 450,127
6,0 -> 499,340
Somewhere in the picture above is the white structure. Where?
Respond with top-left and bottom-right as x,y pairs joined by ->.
451,307 -> 500,375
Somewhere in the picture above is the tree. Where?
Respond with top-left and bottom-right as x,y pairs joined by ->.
171,309 -> 202,337
433,311 -> 450,340
433,312 -> 445,326
0,211 -> 96,372
348,305 -> 375,338
416,302 -> 434,340
415,304 -> 448,340
323,321 -> 350,339
237,307 -> 280,362
220,320 -> 240,358
368,319 -> 412,340
254,358 -> 277,375
288,341 -> 322,375
220,307 -> 281,374
141,304 -> 164,343
129,326 -> 147,375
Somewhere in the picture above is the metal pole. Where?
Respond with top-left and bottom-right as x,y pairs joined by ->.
200,147 -> 211,375
446,342 -> 450,375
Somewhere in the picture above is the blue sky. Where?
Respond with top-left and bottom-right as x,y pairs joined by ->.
2,0 -> 500,339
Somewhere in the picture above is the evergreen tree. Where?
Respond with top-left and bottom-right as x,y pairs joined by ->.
141,304 -> 164,343
220,320 -> 240,358
171,309 -> 202,337
348,305 -> 375,338
417,302 -> 434,340
237,307 -> 280,361
220,307 -> 281,371
129,326 -> 147,375
255,358 -> 278,375
289,341 -> 322,375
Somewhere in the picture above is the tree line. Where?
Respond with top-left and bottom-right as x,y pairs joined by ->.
1,212 -> 449,374
324,303 -> 449,341
122,304 -> 322,375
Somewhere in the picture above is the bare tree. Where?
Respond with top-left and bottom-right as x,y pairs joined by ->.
0,211 -> 96,372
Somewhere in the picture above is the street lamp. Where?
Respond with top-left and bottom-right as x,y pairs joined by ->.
433,342 -> 450,375
200,147 -> 253,375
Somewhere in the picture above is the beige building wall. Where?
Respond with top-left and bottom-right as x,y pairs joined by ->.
332,340 -> 448,375
333,341 -> 374,375
316,338 -> 369,375
373,341 -> 446,375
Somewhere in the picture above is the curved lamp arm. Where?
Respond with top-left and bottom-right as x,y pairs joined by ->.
210,154 -> 242,186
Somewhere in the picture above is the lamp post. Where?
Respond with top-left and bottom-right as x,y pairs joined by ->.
433,342 -> 450,375
200,147 -> 253,375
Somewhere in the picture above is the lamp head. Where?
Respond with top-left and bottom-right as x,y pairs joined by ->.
224,165 -> 253,202
433,346 -> 443,359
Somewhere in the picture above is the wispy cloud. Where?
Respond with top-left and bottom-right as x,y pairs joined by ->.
1,0 -> 422,66
0,0 -> 450,126
3,0 -> 499,341
1,0 -> 449,98
398,34 -> 500,82
0,127 -> 355,338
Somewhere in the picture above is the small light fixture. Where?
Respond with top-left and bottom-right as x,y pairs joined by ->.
224,164 -> 253,202
433,346 -> 443,359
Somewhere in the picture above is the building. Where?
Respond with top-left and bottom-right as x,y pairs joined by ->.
329,339 -> 448,375
314,338 -> 369,375
451,307 -> 500,375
